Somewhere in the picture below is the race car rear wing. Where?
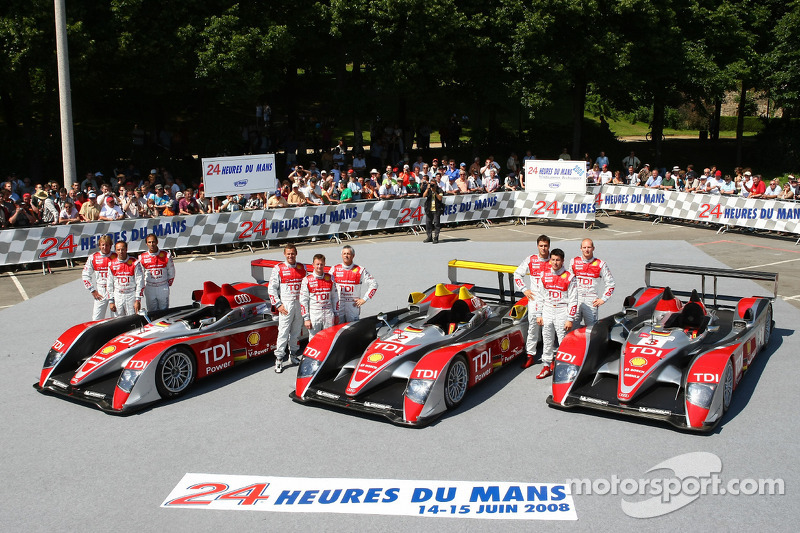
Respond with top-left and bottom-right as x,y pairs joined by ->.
448,259 -> 517,303
645,263 -> 779,306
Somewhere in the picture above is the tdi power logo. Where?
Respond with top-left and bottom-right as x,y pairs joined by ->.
566,452 -> 783,518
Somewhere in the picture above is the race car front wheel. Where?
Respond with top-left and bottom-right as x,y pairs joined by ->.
722,359 -> 734,413
444,355 -> 468,409
156,347 -> 196,398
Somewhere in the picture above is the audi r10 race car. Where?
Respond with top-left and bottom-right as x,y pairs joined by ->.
289,259 -> 530,426
547,263 -> 777,431
35,280 -> 281,413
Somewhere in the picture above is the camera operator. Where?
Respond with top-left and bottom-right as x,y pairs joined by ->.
421,176 -> 444,244
9,197 -> 38,227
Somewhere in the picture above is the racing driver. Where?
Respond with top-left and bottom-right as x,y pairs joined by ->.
513,234 -> 551,369
138,234 -> 175,312
332,245 -> 378,323
569,238 -> 615,327
300,253 -> 340,338
534,249 -> 578,379
268,243 -> 306,373
107,240 -> 145,316
81,234 -> 115,320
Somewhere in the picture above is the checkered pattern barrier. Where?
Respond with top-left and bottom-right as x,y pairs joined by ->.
601,185 -> 800,234
0,191 -> 597,266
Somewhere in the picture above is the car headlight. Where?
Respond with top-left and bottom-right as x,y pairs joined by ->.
553,362 -> 579,384
118,369 -> 142,393
687,383 -> 716,408
44,348 -> 65,369
405,379 -> 435,404
298,357 -> 321,378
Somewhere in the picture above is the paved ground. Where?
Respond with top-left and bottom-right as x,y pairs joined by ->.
3,213 -> 798,310
1,215 -> 798,531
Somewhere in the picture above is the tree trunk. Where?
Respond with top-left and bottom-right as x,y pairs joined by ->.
652,94 -> 665,167
571,78 -> 586,159
736,80 -> 746,166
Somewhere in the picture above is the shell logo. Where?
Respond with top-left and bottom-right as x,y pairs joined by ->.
629,357 -> 647,367
500,337 -> 510,352
247,332 -> 261,346
100,345 -> 117,355
367,353 -> 384,363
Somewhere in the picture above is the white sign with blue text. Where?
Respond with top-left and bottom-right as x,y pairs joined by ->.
162,473 -> 577,520
524,159 -> 587,194
201,153 -> 277,197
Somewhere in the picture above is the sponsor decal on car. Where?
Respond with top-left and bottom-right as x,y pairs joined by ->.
101,345 -> 117,355
315,390 -> 340,400
364,402 -> 392,410
579,396 -> 609,406
367,353 -> 384,364
247,332 -> 261,346
638,407 -> 670,416
629,357 -> 647,367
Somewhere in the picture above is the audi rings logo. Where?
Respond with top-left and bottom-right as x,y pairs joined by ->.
233,294 -> 251,305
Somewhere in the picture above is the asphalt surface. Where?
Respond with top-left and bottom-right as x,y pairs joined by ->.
1,216 -> 798,531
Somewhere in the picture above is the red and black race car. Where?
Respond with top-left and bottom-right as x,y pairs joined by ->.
547,263 -> 777,431
35,280 -> 280,413
289,259 -> 529,426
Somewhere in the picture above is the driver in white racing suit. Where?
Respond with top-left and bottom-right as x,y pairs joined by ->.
268,244 -> 306,373
300,253 -> 340,338
82,234 -> 115,320
534,248 -> 578,379
569,238 -> 615,327
332,245 -> 377,323
138,234 -> 175,312
513,234 -> 551,369
107,240 -> 145,316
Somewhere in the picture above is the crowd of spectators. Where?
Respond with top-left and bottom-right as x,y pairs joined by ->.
580,150 -> 800,200
3,145 -> 799,231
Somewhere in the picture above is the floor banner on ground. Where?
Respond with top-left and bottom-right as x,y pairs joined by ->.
161,473 -> 578,520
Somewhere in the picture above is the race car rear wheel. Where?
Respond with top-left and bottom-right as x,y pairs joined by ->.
722,359 -> 734,413
762,304 -> 773,350
444,355 -> 468,409
156,347 -> 196,398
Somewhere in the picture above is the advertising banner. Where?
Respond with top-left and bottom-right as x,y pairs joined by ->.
524,160 -> 587,194
201,153 -> 277,197
600,185 -> 800,234
162,473 -> 577,520
0,191 -> 598,266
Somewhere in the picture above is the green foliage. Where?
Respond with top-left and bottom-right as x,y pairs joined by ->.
718,116 -> 766,133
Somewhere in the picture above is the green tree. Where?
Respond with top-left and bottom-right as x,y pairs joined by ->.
501,0 -> 631,158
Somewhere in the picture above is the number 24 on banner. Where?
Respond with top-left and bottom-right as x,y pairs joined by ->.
398,207 -> 424,224
165,482 -> 271,506
39,235 -> 78,259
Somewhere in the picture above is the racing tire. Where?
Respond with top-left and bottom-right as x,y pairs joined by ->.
155,347 -> 196,398
722,359 -> 734,413
444,355 -> 469,409
762,304 -> 773,351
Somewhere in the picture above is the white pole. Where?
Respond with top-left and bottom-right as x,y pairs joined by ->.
54,0 -> 77,188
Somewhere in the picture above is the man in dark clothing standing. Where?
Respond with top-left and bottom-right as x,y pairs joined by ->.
421,178 -> 444,243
